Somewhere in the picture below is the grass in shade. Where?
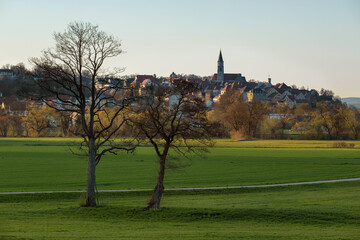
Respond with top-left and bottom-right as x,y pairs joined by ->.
0,182 -> 359,239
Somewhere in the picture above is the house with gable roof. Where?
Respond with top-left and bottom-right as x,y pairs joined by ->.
279,95 -> 296,108
246,88 -> 266,102
267,92 -> 283,103
295,91 -> 307,100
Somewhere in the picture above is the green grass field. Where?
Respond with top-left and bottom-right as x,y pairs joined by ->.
0,138 -> 359,239
0,138 -> 359,192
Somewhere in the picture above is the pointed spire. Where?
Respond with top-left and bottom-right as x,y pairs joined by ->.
218,50 -> 223,62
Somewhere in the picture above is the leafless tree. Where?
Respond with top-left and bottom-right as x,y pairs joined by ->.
130,80 -> 213,210
31,22 -> 134,207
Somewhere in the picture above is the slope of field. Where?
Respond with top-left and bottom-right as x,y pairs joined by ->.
0,138 -> 359,192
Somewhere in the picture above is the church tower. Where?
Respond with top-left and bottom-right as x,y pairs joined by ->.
217,50 -> 224,82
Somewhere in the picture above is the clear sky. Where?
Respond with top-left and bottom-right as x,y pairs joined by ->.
0,0 -> 359,97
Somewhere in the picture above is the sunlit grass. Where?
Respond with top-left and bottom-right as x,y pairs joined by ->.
0,138 -> 359,192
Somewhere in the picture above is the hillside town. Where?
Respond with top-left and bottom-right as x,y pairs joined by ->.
0,50 -> 335,116
1,50 -> 358,141
97,50 -> 334,110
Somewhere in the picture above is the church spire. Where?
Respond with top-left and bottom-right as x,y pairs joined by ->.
217,50 -> 224,82
218,50 -> 223,62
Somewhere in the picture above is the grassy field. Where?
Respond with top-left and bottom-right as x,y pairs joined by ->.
0,138 -> 359,192
0,138 -> 359,239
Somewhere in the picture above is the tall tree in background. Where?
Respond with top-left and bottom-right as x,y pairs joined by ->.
31,22 -> 133,207
213,91 -> 268,139
316,101 -> 341,139
333,105 -> 360,140
23,104 -> 55,137
0,109 -> 10,137
130,80 -> 213,210
345,107 -> 360,140
272,104 -> 294,138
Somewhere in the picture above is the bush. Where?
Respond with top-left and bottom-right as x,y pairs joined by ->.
329,142 -> 355,148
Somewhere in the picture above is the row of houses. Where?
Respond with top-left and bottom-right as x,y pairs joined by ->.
103,74 -> 322,109
96,50 -> 328,108
0,96 -> 27,115
209,80 -> 319,108
0,75 -> 330,118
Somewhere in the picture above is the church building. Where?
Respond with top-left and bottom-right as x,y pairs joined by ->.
212,50 -> 247,83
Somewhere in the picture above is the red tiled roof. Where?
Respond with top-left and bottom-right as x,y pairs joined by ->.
245,82 -> 258,89
140,79 -> 154,86
134,75 -> 155,83
282,95 -> 296,101
275,83 -> 290,90
212,73 -> 246,81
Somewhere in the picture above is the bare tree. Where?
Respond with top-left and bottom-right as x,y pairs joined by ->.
130,80 -> 213,210
31,22 -> 133,207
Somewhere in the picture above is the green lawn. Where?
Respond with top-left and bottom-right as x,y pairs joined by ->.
0,138 -> 359,239
0,138 -> 359,192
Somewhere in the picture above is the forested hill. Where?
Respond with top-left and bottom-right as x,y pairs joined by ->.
342,97 -> 360,108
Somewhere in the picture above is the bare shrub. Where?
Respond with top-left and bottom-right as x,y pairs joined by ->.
329,142 -> 355,148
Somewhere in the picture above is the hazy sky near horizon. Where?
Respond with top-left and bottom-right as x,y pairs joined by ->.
0,0 -> 359,97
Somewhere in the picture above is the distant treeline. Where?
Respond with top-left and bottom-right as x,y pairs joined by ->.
1,94 -> 359,140
0,64 -> 359,140
210,91 -> 360,140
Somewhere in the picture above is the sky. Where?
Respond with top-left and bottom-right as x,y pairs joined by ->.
0,0 -> 359,97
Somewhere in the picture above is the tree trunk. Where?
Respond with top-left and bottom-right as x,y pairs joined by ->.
85,137 -> 96,207
146,154 -> 166,210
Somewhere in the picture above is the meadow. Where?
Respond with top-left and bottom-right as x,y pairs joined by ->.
1,138 -> 360,192
0,138 -> 359,239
